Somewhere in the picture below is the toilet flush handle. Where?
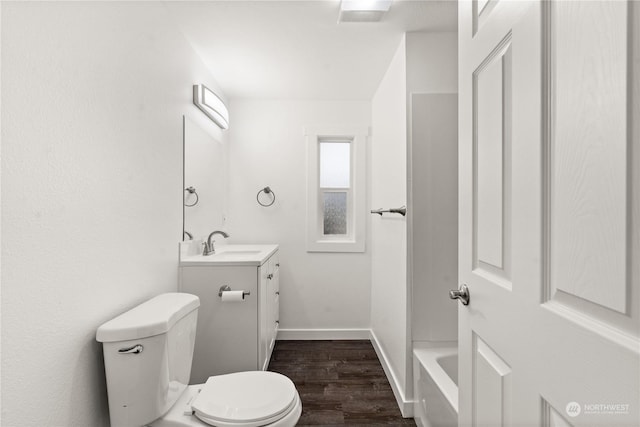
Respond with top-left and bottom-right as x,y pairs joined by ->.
118,344 -> 143,354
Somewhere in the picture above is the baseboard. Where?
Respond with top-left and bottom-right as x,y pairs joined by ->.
369,330 -> 414,418
277,328 -> 371,340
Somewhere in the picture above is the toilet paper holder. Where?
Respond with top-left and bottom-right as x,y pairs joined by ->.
218,285 -> 250,298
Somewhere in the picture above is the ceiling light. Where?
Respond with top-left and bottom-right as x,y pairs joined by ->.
339,0 -> 392,22
193,84 -> 229,130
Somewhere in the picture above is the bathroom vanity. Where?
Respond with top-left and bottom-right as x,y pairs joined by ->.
179,244 -> 280,383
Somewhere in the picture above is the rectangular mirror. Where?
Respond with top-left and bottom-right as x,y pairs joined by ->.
183,115 -> 227,241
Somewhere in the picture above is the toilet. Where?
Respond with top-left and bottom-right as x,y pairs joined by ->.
96,293 -> 302,427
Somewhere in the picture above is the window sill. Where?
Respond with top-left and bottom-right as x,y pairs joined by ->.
307,239 -> 365,253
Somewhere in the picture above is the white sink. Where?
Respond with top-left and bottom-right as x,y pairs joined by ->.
179,244 -> 278,266
217,249 -> 262,255
209,250 -> 262,259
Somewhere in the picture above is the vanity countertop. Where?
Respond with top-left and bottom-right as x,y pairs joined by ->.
179,243 -> 279,267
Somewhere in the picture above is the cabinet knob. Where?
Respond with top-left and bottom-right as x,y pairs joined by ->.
267,273 -> 273,280
276,263 -> 280,267
275,291 -> 280,296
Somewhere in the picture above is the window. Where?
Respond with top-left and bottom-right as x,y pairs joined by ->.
320,140 -> 351,237
306,126 -> 368,252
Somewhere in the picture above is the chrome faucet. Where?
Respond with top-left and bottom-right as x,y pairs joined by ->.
203,230 -> 230,256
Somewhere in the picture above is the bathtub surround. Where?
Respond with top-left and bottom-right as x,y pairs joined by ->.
370,31 -> 458,416
406,32 -> 459,344
1,2 -> 226,426
409,93 -> 458,344
409,94 -> 458,426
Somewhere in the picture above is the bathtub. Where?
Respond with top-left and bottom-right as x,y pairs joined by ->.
413,347 -> 458,427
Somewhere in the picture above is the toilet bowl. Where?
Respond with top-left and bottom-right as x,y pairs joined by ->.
96,293 -> 301,427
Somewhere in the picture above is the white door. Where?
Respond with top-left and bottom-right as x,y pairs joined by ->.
458,1 -> 639,425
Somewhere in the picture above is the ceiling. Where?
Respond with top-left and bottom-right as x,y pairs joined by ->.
166,0 -> 457,100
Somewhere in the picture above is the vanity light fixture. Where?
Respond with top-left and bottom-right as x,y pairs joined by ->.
193,84 -> 229,130
338,0 -> 392,22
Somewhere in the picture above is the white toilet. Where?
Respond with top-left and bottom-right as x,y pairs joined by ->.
96,293 -> 302,427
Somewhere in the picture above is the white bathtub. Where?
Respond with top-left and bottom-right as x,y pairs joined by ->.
413,347 -> 458,427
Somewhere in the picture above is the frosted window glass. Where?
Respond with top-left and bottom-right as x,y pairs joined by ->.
323,192 -> 347,235
320,142 -> 350,188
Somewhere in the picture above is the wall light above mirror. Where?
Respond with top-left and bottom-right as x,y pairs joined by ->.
193,84 -> 229,129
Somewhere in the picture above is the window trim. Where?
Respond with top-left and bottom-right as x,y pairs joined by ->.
305,125 -> 368,253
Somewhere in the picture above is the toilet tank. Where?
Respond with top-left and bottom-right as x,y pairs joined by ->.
97,293 -> 200,427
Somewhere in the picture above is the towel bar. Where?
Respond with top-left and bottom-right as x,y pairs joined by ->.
371,206 -> 406,217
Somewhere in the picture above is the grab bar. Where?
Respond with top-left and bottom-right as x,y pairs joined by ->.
371,206 -> 406,217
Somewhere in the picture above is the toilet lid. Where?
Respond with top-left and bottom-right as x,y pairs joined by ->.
191,371 -> 298,426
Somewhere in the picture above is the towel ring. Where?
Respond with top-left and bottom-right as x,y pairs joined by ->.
184,186 -> 199,207
257,186 -> 276,207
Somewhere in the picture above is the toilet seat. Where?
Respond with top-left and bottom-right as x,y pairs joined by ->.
191,371 -> 298,427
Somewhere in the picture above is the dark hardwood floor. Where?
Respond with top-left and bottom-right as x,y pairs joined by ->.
268,340 -> 416,426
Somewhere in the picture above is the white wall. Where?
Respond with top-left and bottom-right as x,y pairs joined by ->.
370,35 -> 409,406
1,3 -> 225,426
226,99 -> 372,335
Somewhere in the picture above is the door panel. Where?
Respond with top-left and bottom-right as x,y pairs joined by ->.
473,334 -> 512,426
474,0 -> 502,36
473,34 -> 513,287
542,0 -> 639,338
548,0 -> 630,315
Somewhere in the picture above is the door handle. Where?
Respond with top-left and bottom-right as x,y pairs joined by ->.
449,284 -> 470,305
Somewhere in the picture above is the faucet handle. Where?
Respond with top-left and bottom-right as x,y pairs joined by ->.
202,241 -> 214,256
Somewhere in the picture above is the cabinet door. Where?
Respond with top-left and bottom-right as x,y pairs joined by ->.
180,266 -> 258,382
